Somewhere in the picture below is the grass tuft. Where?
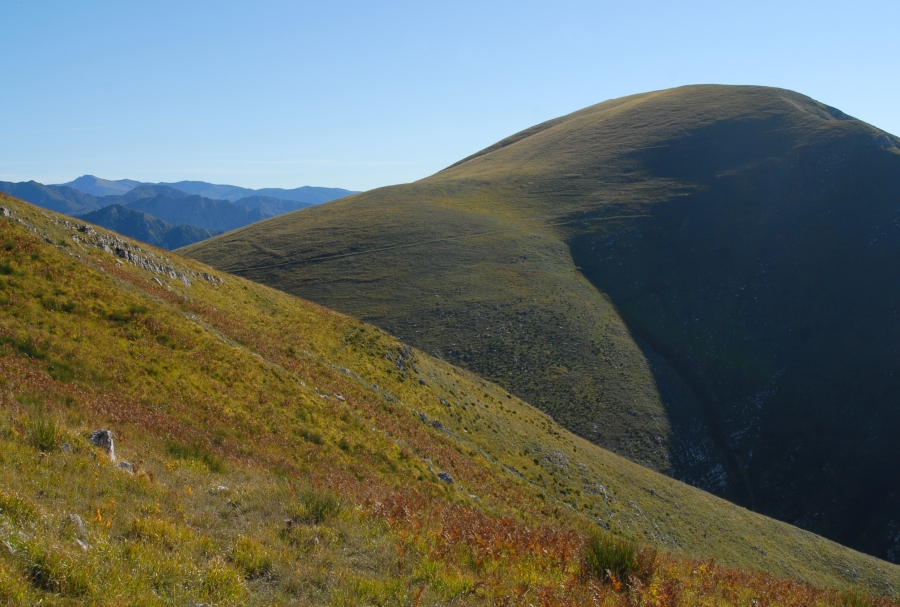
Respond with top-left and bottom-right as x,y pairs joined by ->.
0,489 -> 37,523
232,536 -> 274,580
27,403 -> 57,452
291,487 -> 342,525
583,531 -> 656,587
165,439 -> 225,473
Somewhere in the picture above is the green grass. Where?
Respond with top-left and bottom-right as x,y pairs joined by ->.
583,531 -> 656,586
165,439 -> 225,473
1,194 -> 900,604
182,84 -> 900,563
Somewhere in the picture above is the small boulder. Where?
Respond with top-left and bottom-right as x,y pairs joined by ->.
0,207 -> 10,217
88,430 -> 116,462
67,513 -> 86,538
437,472 -> 453,484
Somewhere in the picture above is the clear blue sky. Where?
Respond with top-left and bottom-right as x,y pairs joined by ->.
3,0 -> 898,191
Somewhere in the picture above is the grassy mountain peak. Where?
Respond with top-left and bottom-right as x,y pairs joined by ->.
3,193 -> 900,604
183,84 -> 900,562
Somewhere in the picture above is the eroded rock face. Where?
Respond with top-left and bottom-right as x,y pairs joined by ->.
88,430 -> 116,462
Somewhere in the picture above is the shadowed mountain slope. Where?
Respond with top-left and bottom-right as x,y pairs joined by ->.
77,204 -> 217,249
183,85 -> 900,562
124,194 -> 269,232
3,193 -> 900,603
233,194 -> 316,215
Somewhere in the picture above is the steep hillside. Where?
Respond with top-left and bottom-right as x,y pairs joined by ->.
77,205 -> 217,250
2,194 -> 899,604
183,85 -> 900,562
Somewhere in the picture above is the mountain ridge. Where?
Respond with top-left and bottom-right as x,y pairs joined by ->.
55,175 -> 359,204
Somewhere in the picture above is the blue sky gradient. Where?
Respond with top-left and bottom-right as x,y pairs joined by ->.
3,0 -> 898,191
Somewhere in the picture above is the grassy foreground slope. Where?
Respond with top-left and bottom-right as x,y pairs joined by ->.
183,85 -> 900,561
2,197 -> 900,603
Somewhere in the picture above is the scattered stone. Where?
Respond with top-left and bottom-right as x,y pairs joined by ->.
88,429 -> 116,462
384,352 -> 392,361
61,443 -> 72,453
418,378 -> 426,385
419,412 -> 429,423
437,472 -> 454,484
67,513 -> 86,538
431,419 -> 444,431
335,394 -> 346,401
75,539 -> 90,552
116,461 -> 135,475
438,396 -> 450,407
0,207 -> 10,217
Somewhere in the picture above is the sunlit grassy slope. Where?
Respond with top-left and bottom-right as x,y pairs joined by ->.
3,196 -> 900,604
182,85 -> 900,562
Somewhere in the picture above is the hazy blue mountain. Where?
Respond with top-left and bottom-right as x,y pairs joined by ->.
111,184 -> 192,203
56,175 -> 143,196
232,195 -> 316,215
160,223 -> 222,249
0,181 -> 100,215
125,194 -> 269,232
158,181 -> 357,203
77,204 -> 218,250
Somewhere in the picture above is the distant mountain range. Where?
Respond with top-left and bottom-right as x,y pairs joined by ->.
56,174 -> 357,203
0,176 -> 357,249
